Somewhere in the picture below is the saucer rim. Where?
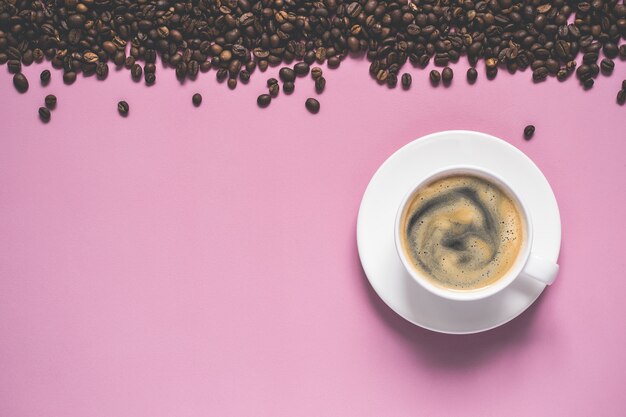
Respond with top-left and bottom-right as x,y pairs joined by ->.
356,129 -> 561,334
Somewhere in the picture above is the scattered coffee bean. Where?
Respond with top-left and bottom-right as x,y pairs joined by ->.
305,98 -> 320,114
617,89 -> 626,105
279,67 -> 295,82
45,94 -> 57,109
315,76 -> 326,93
429,70 -> 441,85
145,72 -> 156,85
267,78 -> 278,87
600,59 -> 614,75
228,78 -> 237,89
401,73 -> 412,90
63,72 -> 77,85
524,125 -> 535,140
328,56 -> 340,69
533,67 -> 549,82
269,83 -> 279,97
467,68 -> 478,84
623,80 -> 626,90
257,94 -> 271,108
131,64 -> 142,81
283,81 -> 295,94
486,67 -> 498,80
13,73 -> 29,93
192,93 -> 202,107
583,78 -> 594,89
40,70 -> 51,85
442,67 -> 453,84
386,73 -> 398,88
117,101 -> 129,117
38,107 -> 50,123
294,62 -> 310,76
311,67 -> 323,80
7,60 -> 21,73
239,70 -> 250,83
96,62 -> 109,80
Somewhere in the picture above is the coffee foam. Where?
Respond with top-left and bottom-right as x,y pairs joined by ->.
400,174 -> 524,291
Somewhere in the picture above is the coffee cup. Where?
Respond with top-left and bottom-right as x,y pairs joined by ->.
394,165 -> 558,302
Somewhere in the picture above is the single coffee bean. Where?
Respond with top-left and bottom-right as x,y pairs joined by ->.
257,94 -> 271,108
467,68 -> 478,84
45,94 -> 57,109
192,93 -> 202,107
269,83 -> 279,97
63,71 -> 77,85
311,67 -> 323,80
283,81 -> 295,94
38,107 -> 51,123
117,100 -> 129,116
267,78 -> 278,87
7,60 -> 21,73
429,69 -> 441,84
600,59 -> 614,75
40,70 -> 51,85
13,73 -> 29,93
620,45 -> 626,59
486,67 -> 498,80
401,73 -> 412,89
590,64 -> 599,78
131,64 -> 142,81
279,67 -> 296,82
228,78 -> 237,89
576,64 -> 591,80
583,52 -> 598,65
523,125 -> 535,140
315,76 -> 326,93
294,62 -> 310,76
328,56 -> 340,69
239,70 -> 250,83
557,68 -> 568,81
532,67 -> 549,82
603,43 -> 618,59
96,62 -> 109,80
442,67 -> 453,84
386,73 -> 398,88
617,89 -> 626,105
305,98 -> 320,114
216,68 -> 228,81
583,78 -> 594,89
145,72 -> 156,85
623,80 -> 626,90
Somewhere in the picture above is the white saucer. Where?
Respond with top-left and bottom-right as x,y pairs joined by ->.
356,130 -> 561,334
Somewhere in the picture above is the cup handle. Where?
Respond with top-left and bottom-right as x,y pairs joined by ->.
519,253 -> 559,285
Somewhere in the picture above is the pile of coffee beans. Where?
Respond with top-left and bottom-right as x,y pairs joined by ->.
1,0 -> 625,115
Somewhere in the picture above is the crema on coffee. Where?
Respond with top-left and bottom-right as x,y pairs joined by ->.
400,174 -> 525,291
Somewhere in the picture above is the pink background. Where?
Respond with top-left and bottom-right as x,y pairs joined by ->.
1,58 -> 625,417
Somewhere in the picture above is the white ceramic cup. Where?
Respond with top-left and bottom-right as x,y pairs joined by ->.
394,165 -> 559,302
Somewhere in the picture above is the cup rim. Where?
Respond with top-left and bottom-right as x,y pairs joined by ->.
393,164 -> 533,301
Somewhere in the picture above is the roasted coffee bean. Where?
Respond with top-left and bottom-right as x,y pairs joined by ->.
269,83 -> 279,97
305,98 -> 320,114
239,70 -> 250,83
283,81 -> 295,94
617,89 -> 626,105
583,78 -> 594,89
131,64 -> 142,81
533,67 -> 549,82
13,73 -> 29,93
216,68 -> 228,82
557,68 -> 569,81
576,64 -> 591,80
63,71 -> 77,85
523,125 -> 535,140
429,70 -> 441,85
442,67 -> 453,84
590,64 -> 599,78
267,78 -> 278,87
623,80 -> 626,90
145,72 -> 156,85
620,45 -> 626,60
311,67 -> 323,80
386,73 -> 398,88
279,67 -> 295,82
257,94 -> 271,108
45,94 -> 57,109
600,59 -> 614,75
315,77 -> 326,93
401,73 -> 412,89
96,62 -> 109,80
603,43 -> 618,59
38,107 -> 51,123
7,60 -> 21,73
192,93 -> 202,107
294,62 -> 310,76
486,67 -> 498,80
228,78 -> 237,89
467,68 -> 478,84
328,56 -> 340,69
117,101 -> 129,116
40,70 -> 51,85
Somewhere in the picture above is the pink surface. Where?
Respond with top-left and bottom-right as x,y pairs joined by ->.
1,59 -> 625,417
